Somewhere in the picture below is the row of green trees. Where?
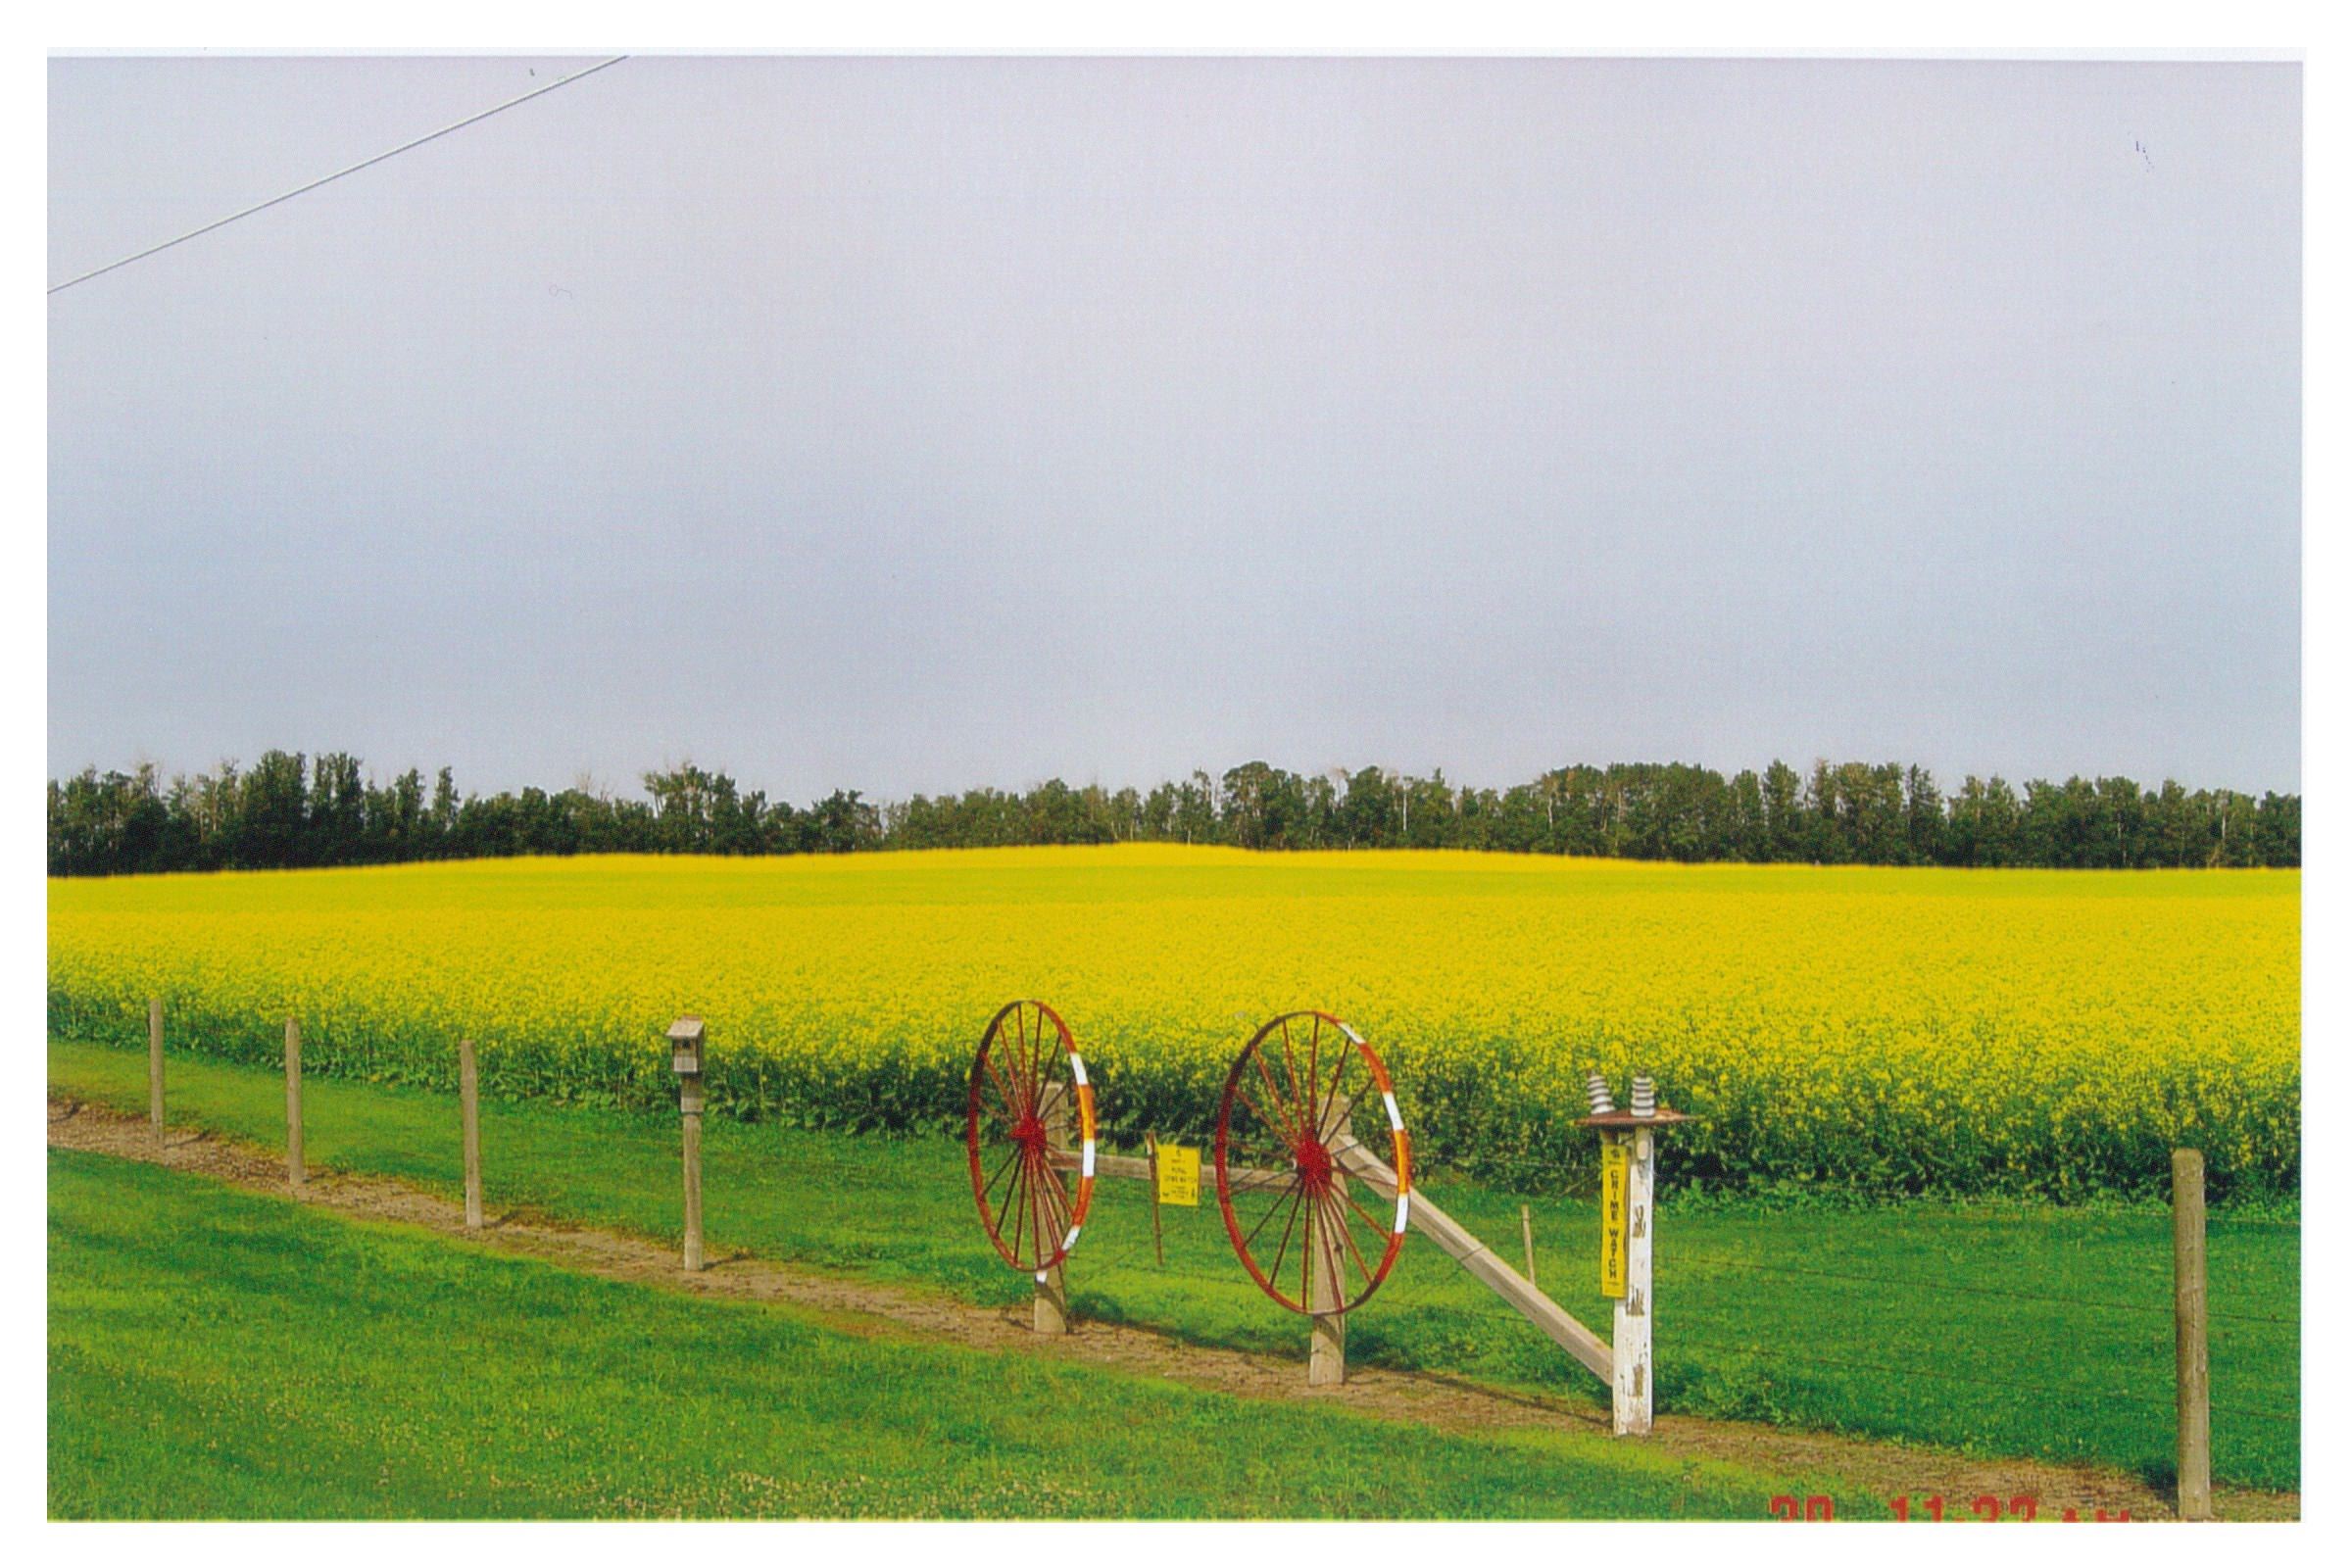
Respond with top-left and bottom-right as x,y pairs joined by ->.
47,751 -> 2299,877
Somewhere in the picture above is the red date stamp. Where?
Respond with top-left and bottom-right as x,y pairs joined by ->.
1768,1494 -> 2132,1521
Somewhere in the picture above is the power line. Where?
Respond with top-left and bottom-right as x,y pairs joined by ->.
48,55 -> 628,296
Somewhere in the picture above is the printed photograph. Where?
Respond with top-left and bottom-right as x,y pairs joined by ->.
46,50 -> 2301,1523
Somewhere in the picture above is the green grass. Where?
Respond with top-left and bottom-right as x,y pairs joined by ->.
48,1148 -> 1871,1519
51,1037 -> 2300,1493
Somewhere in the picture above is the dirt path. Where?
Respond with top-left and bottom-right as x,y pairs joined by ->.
48,1095 -> 2294,1522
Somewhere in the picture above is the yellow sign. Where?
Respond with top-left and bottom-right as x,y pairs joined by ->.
1599,1139 -> 1629,1298
1154,1143 -> 1200,1207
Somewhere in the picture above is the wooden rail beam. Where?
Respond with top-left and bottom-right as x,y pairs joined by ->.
1052,1136 -> 1614,1385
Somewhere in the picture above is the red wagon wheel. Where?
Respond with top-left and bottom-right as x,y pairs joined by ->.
967,999 -> 1098,1278
1213,1010 -> 1411,1315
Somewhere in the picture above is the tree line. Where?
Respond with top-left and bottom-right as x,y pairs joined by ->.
47,751 -> 2298,877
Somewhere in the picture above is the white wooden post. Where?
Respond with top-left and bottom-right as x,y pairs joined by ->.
1613,1126 -> 1655,1435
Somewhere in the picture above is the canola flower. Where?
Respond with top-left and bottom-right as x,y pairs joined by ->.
46,846 -> 2300,1200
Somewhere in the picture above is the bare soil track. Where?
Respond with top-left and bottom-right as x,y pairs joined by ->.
48,1095 -> 2296,1522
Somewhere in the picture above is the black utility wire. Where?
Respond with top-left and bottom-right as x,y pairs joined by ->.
49,55 -> 628,295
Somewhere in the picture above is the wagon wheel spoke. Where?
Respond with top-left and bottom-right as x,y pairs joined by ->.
1299,1197 -> 1318,1307
981,1140 -> 1023,1217
1037,1156 -> 1074,1241
1320,1187 -> 1377,1286
1029,1147 -> 1059,1268
1337,1178 -> 1390,1241
1240,1175 -> 1305,1252
981,1044 -> 1026,1130
1017,1006 -> 1044,1117
1275,1018 -> 1309,1141
1315,1049 -> 1359,1144
1251,1049 -> 1305,1149
1005,1148 -> 1032,1262
1303,1015 -> 1323,1138
1263,1179 -> 1308,1292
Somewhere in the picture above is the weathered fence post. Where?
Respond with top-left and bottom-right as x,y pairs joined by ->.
1614,1125 -> 1654,1436
2173,1149 -> 2212,1520
1581,1073 -> 1685,1439
459,1038 -> 483,1230
1308,1176 -> 1347,1386
1034,1084 -> 1073,1334
283,1016 -> 305,1191
1522,1202 -> 1538,1287
147,997 -> 164,1140
668,1017 -> 706,1272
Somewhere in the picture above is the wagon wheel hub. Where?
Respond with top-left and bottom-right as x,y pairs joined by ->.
1294,1135 -> 1334,1190
1012,1113 -> 1047,1150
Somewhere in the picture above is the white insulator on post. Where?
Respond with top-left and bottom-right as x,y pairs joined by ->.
1584,1072 -> 1617,1116
1630,1073 -> 1656,1118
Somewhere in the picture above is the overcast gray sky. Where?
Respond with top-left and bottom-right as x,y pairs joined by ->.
48,56 -> 2300,800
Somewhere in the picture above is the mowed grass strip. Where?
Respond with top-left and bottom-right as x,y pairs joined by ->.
50,1038 -> 2300,1493
48,1149 -> 1852,1520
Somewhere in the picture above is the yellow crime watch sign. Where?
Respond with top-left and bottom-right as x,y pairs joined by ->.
1598,1138 -> 1630,1298
1154,1143 -> 1200,1206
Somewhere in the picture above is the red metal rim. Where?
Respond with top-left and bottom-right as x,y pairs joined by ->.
1213,1009 -> 1411,1315
966,999 -> 1098,1275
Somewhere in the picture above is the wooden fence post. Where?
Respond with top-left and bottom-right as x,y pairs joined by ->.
680,1074 -> 705,1272
1522,1202 -> 1538,1287
283,1016 -> 305,1191
459,1039 -> 483,1230
2173,1149 -> 2212,1520
1033,1083 -> 1074,1333
147,997 -> 164,1140
1613,1126 -> 1655,1436
1308,1175 -> 1347,1386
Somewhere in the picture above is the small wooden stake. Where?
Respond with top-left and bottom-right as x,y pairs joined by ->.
459,1039 -> 483,1230
1612,1128 -> 1655,1436
680,1074 -> 706,1272
1521,1202 -> 1538,1287
2173,1149 -> 2212,1521
283,1016 -> 305,1191
1146,1131 -> 1165,1266
146,997 -> 164,1139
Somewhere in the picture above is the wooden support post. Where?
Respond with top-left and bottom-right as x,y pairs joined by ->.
1034,1082 -> 1073,1333
459,1039 -> 483,1230
680,1073 -> 706,1272
1521,1203 -> 1538,1287
1307,1171 -> 1347,1386
147,997 -> 164,1139
283,1016 -> 305,1191
1033,1262 -> 1071,1335
1328,1136 -> 1614,1381
1613,1127 -> 1655,1436
2173,1149 -> 2212,1521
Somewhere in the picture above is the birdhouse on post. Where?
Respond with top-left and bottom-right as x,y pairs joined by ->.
668,1015 -> 706,1078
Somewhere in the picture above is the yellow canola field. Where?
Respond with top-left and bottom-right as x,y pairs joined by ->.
46,846 -> 2299,1198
